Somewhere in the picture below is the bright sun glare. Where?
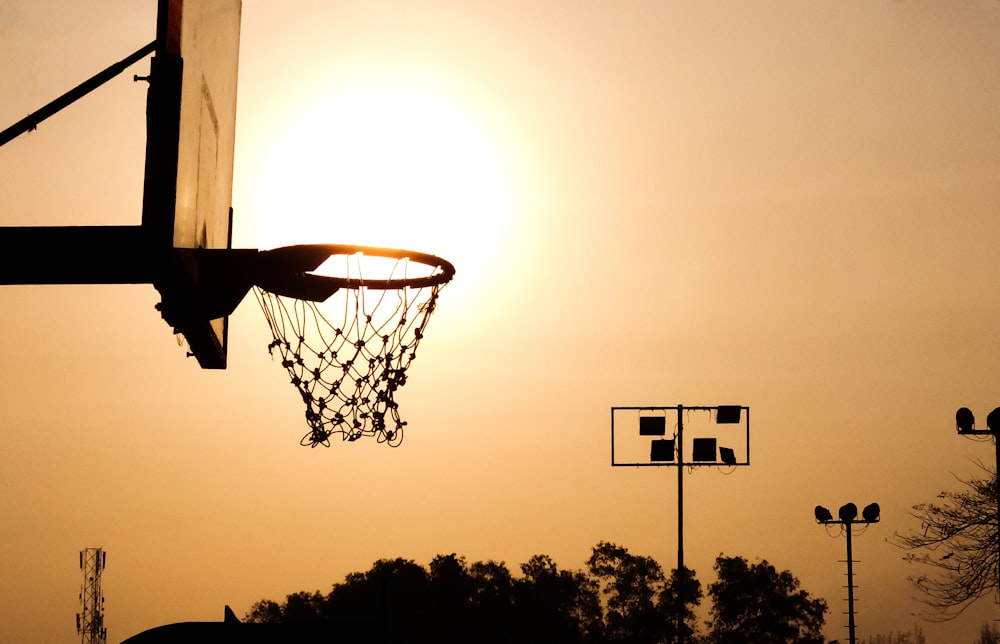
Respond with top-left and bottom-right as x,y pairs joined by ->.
250,84 -> 512,293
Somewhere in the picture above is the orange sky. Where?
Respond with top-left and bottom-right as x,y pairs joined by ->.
3,1 -> 1000,642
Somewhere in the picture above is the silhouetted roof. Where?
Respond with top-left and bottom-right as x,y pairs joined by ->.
120,606 -> 376,644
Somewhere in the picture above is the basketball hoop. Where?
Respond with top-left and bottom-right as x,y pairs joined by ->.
252,244 -> 455,448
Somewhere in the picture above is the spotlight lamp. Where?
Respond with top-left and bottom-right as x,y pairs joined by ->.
715,405 -> 742,424
956,407 -> 975,433
813,502 -> 880,525
862,502 -> 880,523
692,438 -> 717,462
954,406 -> 1000,436
838,502 -> 858,523
988,407 -> 1000,434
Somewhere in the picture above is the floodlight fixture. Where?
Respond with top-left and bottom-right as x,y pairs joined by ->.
813,499 -> 880,644
692,438 -> 717,461
611,403 -> 750,644
950,403 -> 1000,613
862,502 -> 880,523
650,439 -> 675,462
639,416 -> 667,436
838,502 -> 858,523
716,405 -> 742,424
956,407 -> 975,433
813,501 -> 878,525
988,407 -> 1000,434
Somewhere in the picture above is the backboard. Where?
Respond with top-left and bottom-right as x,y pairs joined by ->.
142,0 -> 242,368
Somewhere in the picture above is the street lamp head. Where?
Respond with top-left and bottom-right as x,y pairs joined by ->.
838,503 -> 858,523
815,505 -> 833,523
987,408 -> 1000,434
862,502 -> 880,523
957,407 -> 975,433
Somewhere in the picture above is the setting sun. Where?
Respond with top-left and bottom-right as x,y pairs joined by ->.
248,82 -> 512,294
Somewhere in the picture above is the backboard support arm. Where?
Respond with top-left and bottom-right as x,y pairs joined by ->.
0,226 -> 153,284
0,227 -> 266,315
0,41 -> 157,148
0,225 -> 258,371
0,223 -> 260,312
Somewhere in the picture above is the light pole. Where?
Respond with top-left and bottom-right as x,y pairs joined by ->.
814,502 -> 880,644
611,404 -> 750,644
954,406 -> 1000,600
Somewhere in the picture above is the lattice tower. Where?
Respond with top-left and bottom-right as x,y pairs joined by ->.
76,548 -> 107,644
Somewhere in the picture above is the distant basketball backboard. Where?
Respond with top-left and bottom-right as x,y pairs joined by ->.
142,0 -> 242,368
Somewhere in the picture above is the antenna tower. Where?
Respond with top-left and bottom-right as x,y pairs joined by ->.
77,548 -> 107,644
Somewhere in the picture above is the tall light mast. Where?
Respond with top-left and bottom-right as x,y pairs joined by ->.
77,548 -> 107,644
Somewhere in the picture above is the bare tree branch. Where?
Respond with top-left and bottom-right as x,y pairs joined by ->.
890,461 -> 998,621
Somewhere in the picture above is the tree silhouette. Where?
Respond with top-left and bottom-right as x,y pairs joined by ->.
891,464 -> 998,620
243,545 -> 824,644
705,555 -> 827,644
861,624 -> 927,643
468,560 -> 517,644
326,557 -> 429,640
246,593 -> 324,623
657,564 -> 702,644
975,622 -> 1000,644
423,553 -> 479,643
586,541 -> 672,642
514,554 -> 601,643
245,598 -> 282,623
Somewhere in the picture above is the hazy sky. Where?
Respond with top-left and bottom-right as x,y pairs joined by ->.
2,1 -> 1000,642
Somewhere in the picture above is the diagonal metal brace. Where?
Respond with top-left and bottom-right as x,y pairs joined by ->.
0,41 -> 157,148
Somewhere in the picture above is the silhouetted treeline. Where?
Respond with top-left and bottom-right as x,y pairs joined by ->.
245,541 -> 827,643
